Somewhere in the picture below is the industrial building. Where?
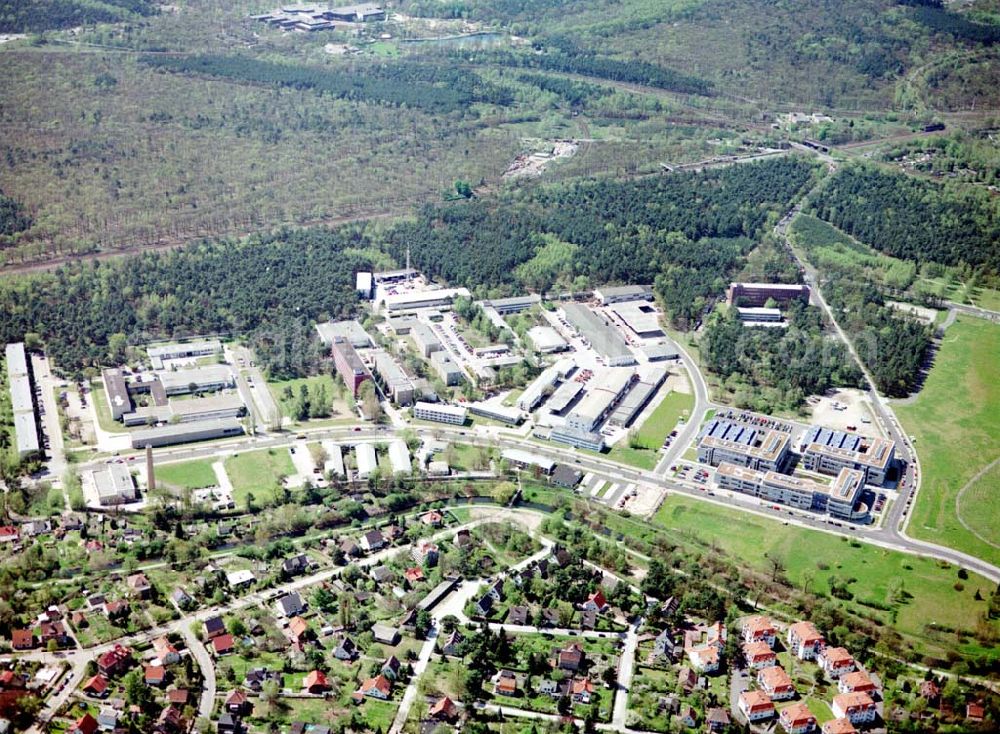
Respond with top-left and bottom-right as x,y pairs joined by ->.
594,285 -> 653,305
467,401 -> 524,426
146,340 -> 222,369
502,449 -> 555,475
517,359 -> 574,412
102,368 -> 133,421
545,380 -> 583,415
697,418 -> 791,472
375,268 -> 419,284
383,287 -> 471,316
372,352 -> 416,406
607,367 -> 668,428
158,365 -> 235,396
527,326 -> 568,354
322,441 -> 345,477
430,351 -> 463,386
613,301 -> 664,338
481,294 -> 541,315
5,342 -> 39,459
562,303 -> 635,367
549,425 -> 605,452
331,338 -> 370,397
565,369 -> 636,433
387,316 -> 416,335
413,402 -> 467,425
130,418 -> 244,449
121,393 -> 245,427
251,3 -> 386,31
315,320 -> 373,348
716,463 -> 867,521
387,441 -> 411,475
800,427 -> 895,485
355,443 -> 378,479
642,342 -> 680,361
726,282 -> 810,307
410,322 -> 443,357
91,463 -> 138,506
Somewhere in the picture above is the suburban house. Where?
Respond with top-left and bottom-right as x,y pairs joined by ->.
97,645 -> 133,677
421,510 -> 443,526
144,663 -> 167,686
759,666 -> 796,700
779,702 -> 818,734
678,705 -> 697,728
211,634 -> 235,656
281,554 -> 309,577
155,705 -> 183,734
508,606 -> 529,625
831,692 -> 877,725
289,617 -> 311,644
70,714 -> 99,734
372,624 -> 400,646
838,670 -> 877,695
244,668 -> 282,693
571,678 -> 595,704
334,635 -> 358,660
360,529 -> 385,552
653,629 -> 676,660
303,670 -> 330,694
411,540 -> 439,566
819,647 -> 856,679
104,600 -> 129,621
204,616 -> 226,639
743,640 -> 778,669
225,690 -> 249,714
275,592 -> 305,618
582,589 -> 608,613
10,630 -> 34,650
370,565 -> 393,585
742,615 -> 778,647
787,621 -> 825,660
126,572 -> 152,599
440,630 -> 464,656
82,674 -> 109,697
555,642 -> 586,672
493,669 -> 518,696
403,567 -> 425,585
821,719 -> 858,734
740,690 -> 776,722
429,696 -> 458,722
357,674 -> 392,700
686,644 -> 719,673
153,636 -> 180,665
217,713 -> 242,734
474,594 -> 494,618
706,707 -> 731,732
381,655 -> 401,680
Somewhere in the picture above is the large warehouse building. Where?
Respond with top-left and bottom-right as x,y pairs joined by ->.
565,368 -> 635,433
562,303 -> 636,367
5,342 -> 40,459
130,418 -> 244,449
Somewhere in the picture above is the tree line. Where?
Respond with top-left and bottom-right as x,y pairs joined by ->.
0,188 -> 31,238
813,163 -> 1000,273
0,0 -> 156,33
141,54 -> 513,114
899,0 -> 1000,45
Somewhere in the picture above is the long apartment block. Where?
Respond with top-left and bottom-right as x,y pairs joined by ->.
800,426 -> 895,486
716,462 -> 867,521
697,418 -> 790,472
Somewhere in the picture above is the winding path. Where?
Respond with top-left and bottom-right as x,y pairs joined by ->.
954,455 -> 1000,550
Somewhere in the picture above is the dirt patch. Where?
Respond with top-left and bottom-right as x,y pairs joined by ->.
807,389 -> 883,438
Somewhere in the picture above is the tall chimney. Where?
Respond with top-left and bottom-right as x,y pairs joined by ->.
146,444 -> 155,491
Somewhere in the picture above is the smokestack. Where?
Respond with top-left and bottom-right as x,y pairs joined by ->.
146,444 -> 155,491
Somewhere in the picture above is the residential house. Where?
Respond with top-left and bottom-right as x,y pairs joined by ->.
153,637 -> 180,665
82,674 -> 109,697
677,667 -> 698,692
660,694 -> 680,715
555,642 -> 585,672
493,670 -> 518,696
97,645 -> 133,677
742,615 -> 778,647
39,621 -> 70,647
360,529 -> 385,552
740,690 -> 776,722
821,719 -> 858,734
70,714 -> 99,734
217,713 -> 242,734
454,529 -> 473,550
441,630 -> 464,656
403,567 -> 425,586
411,540 -> 439,567
759,666 -> 796,700
243,668 -> 281,693
334,635 -> 358,661
538,679 -> 566,698
372,624 -> 400,646
226,570 -> 255,588
155,705 -> 183,734
204,616 -> 226,639
581,610 -> 597,630
211,634 -> 235,656
0,527 -> 18,543
304,670 -> 330,694
678,706 -> 697,728
171,588 -> 192,608
508,606 -> 529,625
421,510 -> 443,526
819,648 -> 856,679
10,630 -> 34,650
582,589 -> 608,613
281,554 -> 309,577
571,678 -> 595,704
97,707 -> 118,732
340,538 -> 361,558
660,596 -> 679,617
381,655 -> 401,680
104,601 -> 129,621
166,689 -> 188,706
289,617 -> 310,645
967,702 -> 985,723
831,692 -> 877,725
144,664 -> 167,687
918,680 -> 940,705
780,702 -> 818,734
126,573 -> 152,599
838,670 -> 877,696
357,674 -> 392,700
369,565 -> 393,585
686,644 -> 719,674
474,594 -> 494,618
787,621 -> 825,660
275,592 -> 305,618
743,640 -> 778,669
653,629 -> 675,660
225,690 -> 249,715
707,707 -> 731,732
429,696 -> 458,722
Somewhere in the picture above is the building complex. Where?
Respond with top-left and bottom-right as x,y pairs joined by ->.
5,342 -> 40,459
800,426 -> 895,485
716,463 -> 867,520
697,418 -> 791,472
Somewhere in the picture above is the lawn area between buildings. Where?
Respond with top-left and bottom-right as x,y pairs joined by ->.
896,315 -> 1000,567
608,389 -> 694,469
268,373 -> 353,422
653,494 -> 998,662
223,447 -> 295,508
155,459 -> 217,491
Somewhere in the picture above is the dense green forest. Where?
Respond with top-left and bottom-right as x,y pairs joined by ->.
0,0 -> 156,33
813,164 -> 1000,273
702,304 -> 863,412
142,55 -> 513,114
0,189 -> 31,238
790,215 -> 934,398
900,0 -> 1000,44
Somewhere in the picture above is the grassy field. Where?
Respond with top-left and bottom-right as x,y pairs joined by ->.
223,448 -> 295,507
653,494 -> 998,661
608,389 -> 694,469
268,374 -> 353,422
155,459 -> 217,490
896,316 -> 1000,566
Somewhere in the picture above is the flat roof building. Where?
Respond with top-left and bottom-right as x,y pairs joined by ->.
607,367 -> 667,428
594,285 -> 652,305
121,393 -> 245,427
716,463 -> 867,520
92,463 -> 138,506
322,441 -> 345,477
642,342 -> 679,361
481,294 -> 541,315
374,267 -> 418,284
727,282 -> 810,307
697,418 -> 790,472
527,326 -> 568,354
147,340 -> 222,369
517,359 -> 574,412
6,343 -> 39,459
331,338 -> 370,397
315,320 -> 373,349
13,411 -> 40,458
468,401 -> 524,426
410,322 -> 443,358
414,402 -> 467,425
373,352 -> 416,406
387,316 -> 416,335
546,380 -> 583,415
562,302 -> 635,367
383,288 -> 471,316
566,368 -> 635,433
356,272 -> 373,299
355,443 -> 378,479
430,350 -> 464,386
801,426 -> 895,485
5,343 -> 29,377
158,365 -> 235,396
613,301 -> 664,338
737,307 -> 783,323
101,368 -> 133,421
387,441 -> 411,475
549,425 -> 605,452
501,449 -> 555,475
130,418 -> 244,449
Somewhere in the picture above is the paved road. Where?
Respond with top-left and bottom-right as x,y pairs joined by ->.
946,301 -> 1000,323
182,625 -> 216,720
611,616 -> 642,729
388,624 -> 438,734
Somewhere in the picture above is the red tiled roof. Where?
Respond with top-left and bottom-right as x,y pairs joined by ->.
304,670 -> 329,691
740,690 -> 774,713
822,718 -> 857,734
11,629 -> 33,648
72,713 -> 99,734
359,674 -> 392,696
840,671 -> 875,692
429,696 -> 456,719
780,703 -> 816,727
211,634 -> 235,654
83,674 -> 108,694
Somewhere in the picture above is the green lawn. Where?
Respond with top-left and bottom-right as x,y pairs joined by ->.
653,494 -> 998,661
223,448 -> 295,507
608,389 -> 694,469
155,459 -> 217,490
896,316 -> 1000,566
88,383 -> 128,434
268,374 -> 352,422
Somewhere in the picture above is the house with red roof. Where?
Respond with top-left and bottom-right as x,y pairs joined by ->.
739,690 -> 775,722
571,677 -> 595,704
224,689 -> 249,714
582,589 -> 608,613
758,666 -> 796,700
211,634 -> 235,656
82,674 -> 109,697
153,636 -> 180,665
780,702 -> 817,734
819,647 -> 856,679
493,670 -> 517,697
357,673 -> 392,700
10,629 -> 34,650
743,640 -> 777,669
0,526 -> 18,543
420,510 -> 443,526
144,664 -> 167,686
403,567 -> 425,585
787,621 -> 825,660
742,615 -> 777,647
838,670 -> 876,696
429,696 -> 458,721
832,692 -> 877,726
821,719 -> 857,734
303,670 -> 330,694
555,642 -> 586,672
70,713 -> 99,734
97,645 -> 133,677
